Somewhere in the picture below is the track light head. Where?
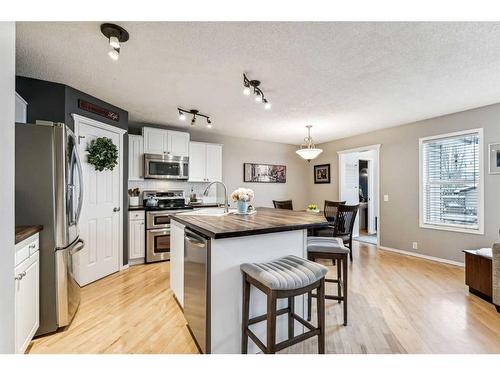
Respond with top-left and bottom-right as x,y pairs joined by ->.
243,86 -> 251,96
255,93 -> 262,103
108,49 -> 119,61
178,112 -> 186,121
191,116 -> 196,125
263,99 -> 271,110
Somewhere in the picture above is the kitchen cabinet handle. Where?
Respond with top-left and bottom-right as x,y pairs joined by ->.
29,244 -> 36,249
113,207 -> 121,212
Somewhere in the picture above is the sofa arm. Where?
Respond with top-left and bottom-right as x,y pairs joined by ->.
493,243 -> 500,308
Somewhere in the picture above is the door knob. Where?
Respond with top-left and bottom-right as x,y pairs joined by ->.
113,207 -> 121,212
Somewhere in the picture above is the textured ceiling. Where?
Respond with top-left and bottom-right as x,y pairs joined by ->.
15,22 -> 500,145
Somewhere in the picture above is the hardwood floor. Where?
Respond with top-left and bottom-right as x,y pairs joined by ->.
28,242 -> 500,354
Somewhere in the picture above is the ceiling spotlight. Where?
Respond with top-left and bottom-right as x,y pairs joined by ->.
108,49 -> 119,61
109,36 -> 120,49
243,73 -> 271,109
177,108 -> 212,129
100,23 -> 129,61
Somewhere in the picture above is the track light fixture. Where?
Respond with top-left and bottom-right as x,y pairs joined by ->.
177,108 -> 213,129
100,23 -> 129,61
243,73 -> 271,110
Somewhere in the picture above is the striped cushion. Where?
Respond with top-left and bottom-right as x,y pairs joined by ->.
241,255 -> 328,290
307,237 -> 350,254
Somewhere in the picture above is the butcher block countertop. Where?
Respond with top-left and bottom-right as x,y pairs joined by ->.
15,225 -> 43,244
171,207 -> 328,239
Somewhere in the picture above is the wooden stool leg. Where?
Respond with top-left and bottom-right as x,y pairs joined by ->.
266,291 -> 277,354
288,296 -> 294,340
342,255 -> 348,326
317,278 -> 326,354
337,258 -> 342,303
241,275 -> 250,354
307,290 -> 312,321
349,239 -> 353,261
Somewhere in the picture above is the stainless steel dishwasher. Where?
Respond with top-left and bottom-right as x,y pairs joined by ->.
184,228 -> 211,353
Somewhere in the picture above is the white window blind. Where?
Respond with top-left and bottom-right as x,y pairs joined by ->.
421,130 -> 482,232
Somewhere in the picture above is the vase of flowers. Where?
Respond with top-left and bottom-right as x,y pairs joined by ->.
231,187 -> 254,214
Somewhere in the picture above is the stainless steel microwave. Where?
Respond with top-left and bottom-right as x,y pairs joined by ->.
144,153 -> 189,180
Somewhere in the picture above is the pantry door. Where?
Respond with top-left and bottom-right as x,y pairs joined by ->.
73,114 -> 124,286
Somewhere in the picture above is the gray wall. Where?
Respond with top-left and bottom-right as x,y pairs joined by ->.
0,22 -> 16,353
130,124 -> 310,210
308,103 -> 500,263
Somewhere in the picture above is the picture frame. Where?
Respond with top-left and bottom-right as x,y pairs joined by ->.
243,163 -> 286,183
314,163 -> 331,184
489,143 -> 500,174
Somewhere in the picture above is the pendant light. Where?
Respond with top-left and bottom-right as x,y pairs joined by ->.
296,125 -> 323,161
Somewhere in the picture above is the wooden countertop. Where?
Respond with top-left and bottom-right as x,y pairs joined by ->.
15,225 -> 43,244
171,207 -> 328,239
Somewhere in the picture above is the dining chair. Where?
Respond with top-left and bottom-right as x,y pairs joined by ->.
273,200 -> 293,210
315,204 -> 359,261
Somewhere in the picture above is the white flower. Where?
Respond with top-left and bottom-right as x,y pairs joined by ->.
231,187 -> 254,202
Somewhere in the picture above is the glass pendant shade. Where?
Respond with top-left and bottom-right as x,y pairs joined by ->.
296,125 -> 323,161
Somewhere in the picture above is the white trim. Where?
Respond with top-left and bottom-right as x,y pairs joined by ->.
337,143 -> 381,155
338,143 -> 381,247
72,113 -> 127,135
488,142 -> 500,174
72,114 -> 125,273
419,127 -> 484,235
378,246 -> 464,267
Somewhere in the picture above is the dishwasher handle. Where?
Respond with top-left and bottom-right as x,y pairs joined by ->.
185,228 -> 208,247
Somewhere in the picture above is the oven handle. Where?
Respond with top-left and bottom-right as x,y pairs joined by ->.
148,228 -> 170,234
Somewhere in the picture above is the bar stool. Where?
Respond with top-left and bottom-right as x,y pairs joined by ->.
307,237 -> 349,326
240,255 -> 328,354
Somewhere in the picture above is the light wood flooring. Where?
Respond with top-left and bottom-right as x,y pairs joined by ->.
28,242 -> 500,354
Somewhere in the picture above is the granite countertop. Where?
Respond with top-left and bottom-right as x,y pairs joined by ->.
128,205 -> 145,211
171,207 -> 328,239
15,225 -> 43,244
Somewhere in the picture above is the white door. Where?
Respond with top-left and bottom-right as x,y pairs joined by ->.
168,130 -> 190,157
75,119 -> 122,286
188,142 -> 207,182
340,152 -> 360,237
206,144 -> 223,182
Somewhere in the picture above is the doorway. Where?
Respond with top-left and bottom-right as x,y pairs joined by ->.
73,114 -> 125,286
338,145 -> 380,246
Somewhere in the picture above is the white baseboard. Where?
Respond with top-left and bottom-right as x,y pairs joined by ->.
378,246 -> 464,267
128,258 -> 145,266
120,264 -> 129,271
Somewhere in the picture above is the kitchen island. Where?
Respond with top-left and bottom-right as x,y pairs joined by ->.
170,207 -> 327,354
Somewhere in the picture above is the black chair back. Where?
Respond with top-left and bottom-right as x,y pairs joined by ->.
324,200 -> 346,223
273,200 -> 293,210
334,204 -> 359,237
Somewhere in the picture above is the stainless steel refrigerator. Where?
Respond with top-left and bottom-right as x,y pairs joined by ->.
15,122 -> 84,336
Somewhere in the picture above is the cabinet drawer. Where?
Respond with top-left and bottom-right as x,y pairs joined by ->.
129,211 -> 145,220
15,234 -> 39,267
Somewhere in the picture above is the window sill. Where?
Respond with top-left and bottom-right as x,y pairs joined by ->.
420,223 -> 484,235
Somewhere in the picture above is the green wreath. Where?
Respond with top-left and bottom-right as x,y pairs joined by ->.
87,137 -> 118,172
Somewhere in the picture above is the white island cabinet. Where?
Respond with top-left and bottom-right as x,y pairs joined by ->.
14,232 -> 40,354
170,208 -> 327,354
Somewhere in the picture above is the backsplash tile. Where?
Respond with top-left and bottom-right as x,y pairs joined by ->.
127,180 -> 217,204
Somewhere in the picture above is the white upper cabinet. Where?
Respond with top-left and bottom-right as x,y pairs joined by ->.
143,127 -> 190,157
128,135 -> 144,180
168,130 -> 190,157
189,142 -> 223,182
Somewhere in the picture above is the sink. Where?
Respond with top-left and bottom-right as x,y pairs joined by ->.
179,208 -> 237,217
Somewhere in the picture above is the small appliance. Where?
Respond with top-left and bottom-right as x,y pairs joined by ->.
144,153 -> 189,180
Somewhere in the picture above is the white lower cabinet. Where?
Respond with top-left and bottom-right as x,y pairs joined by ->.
129,211 -> 145,264
14,234 -> 40,354
170,220 -> 185,307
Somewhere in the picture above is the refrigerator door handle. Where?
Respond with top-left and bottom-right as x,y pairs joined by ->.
73,147 -> 84,224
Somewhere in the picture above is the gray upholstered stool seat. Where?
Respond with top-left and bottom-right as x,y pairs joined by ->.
240,255 -> 328,290
307,237 -> 350,254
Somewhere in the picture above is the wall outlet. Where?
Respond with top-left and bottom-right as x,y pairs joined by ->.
412,242 -> 418,250
383,194 -> 389,202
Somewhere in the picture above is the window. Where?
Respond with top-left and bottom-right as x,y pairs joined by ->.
419,129 -> 483,234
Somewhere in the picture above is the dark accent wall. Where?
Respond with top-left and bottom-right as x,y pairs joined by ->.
16,76 -> 130,266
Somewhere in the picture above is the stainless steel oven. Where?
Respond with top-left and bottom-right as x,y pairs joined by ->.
144,153 -> 189,180
146,209 -> 191,262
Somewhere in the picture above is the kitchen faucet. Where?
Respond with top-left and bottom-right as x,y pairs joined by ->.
203,181 -> 229,213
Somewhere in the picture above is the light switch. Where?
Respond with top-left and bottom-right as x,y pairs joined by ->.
384,194 -> 389,202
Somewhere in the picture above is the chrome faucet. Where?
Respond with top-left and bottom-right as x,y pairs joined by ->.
203,181 -> 229,213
